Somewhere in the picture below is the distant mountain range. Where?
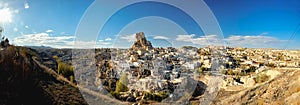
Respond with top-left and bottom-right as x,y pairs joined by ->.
24,45 -> 53,49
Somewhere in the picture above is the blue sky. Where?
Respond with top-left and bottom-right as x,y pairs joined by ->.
0,0 -> 299,49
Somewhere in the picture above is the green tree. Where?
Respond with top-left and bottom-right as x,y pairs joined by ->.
70,75 -> 74,83
249,66 -> 256,72
115,72 -> 129,93
52,55 -> 59,59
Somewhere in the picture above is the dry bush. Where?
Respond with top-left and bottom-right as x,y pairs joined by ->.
255,74 -> 270,83
57,61 -> 74,82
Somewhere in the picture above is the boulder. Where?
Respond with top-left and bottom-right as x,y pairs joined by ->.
244,78 -> 256,87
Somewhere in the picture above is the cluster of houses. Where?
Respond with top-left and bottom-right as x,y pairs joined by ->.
93,33 -> 300,102
105,47 -> 197,93
226,47 -> 300,70
96,45 -> 300,93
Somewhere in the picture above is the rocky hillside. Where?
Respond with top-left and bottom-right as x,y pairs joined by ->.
211,69 -> 300,105
0,45 -> 87,105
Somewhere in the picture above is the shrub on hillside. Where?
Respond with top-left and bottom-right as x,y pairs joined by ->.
57,61 -> 74,81
265,63 -> 275,68
58,62 -> 73,76
255,74 -> 270,83
143,91 -> 169,102
249,66 -> 256,72
225,69 -> 234,75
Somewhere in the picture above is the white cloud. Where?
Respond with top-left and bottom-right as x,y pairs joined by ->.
120,34 -> 135,42
176,34 -> 224,46
13,28 -> 18,32
73,41 -> 99,49
175,33 -> 286,48
45,30 -> 53,33
25,25 -> 29,28
13,33 -> 112,48
13,33 -> 75,48
259,32 -> 269,35
176,34 -> 196,42
105,37 -> 112,41
12,32 -> 286,49
60,32 -> 66,35
14,9 -> 19,14
153,36 -> 169,40
225,35 -> 285,47
24,3 -> 30,9
98,40 -> 112,45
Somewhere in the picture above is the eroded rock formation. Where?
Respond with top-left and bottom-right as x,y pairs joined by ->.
132,32 -> 153,51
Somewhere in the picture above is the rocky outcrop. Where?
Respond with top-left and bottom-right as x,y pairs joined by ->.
0,38 -> 9,48
132,32 -> 153,51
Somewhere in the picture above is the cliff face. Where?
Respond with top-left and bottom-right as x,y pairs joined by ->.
132,32 -> 153,50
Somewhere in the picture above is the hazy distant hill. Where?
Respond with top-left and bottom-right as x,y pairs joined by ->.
24,45 -> 53,49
